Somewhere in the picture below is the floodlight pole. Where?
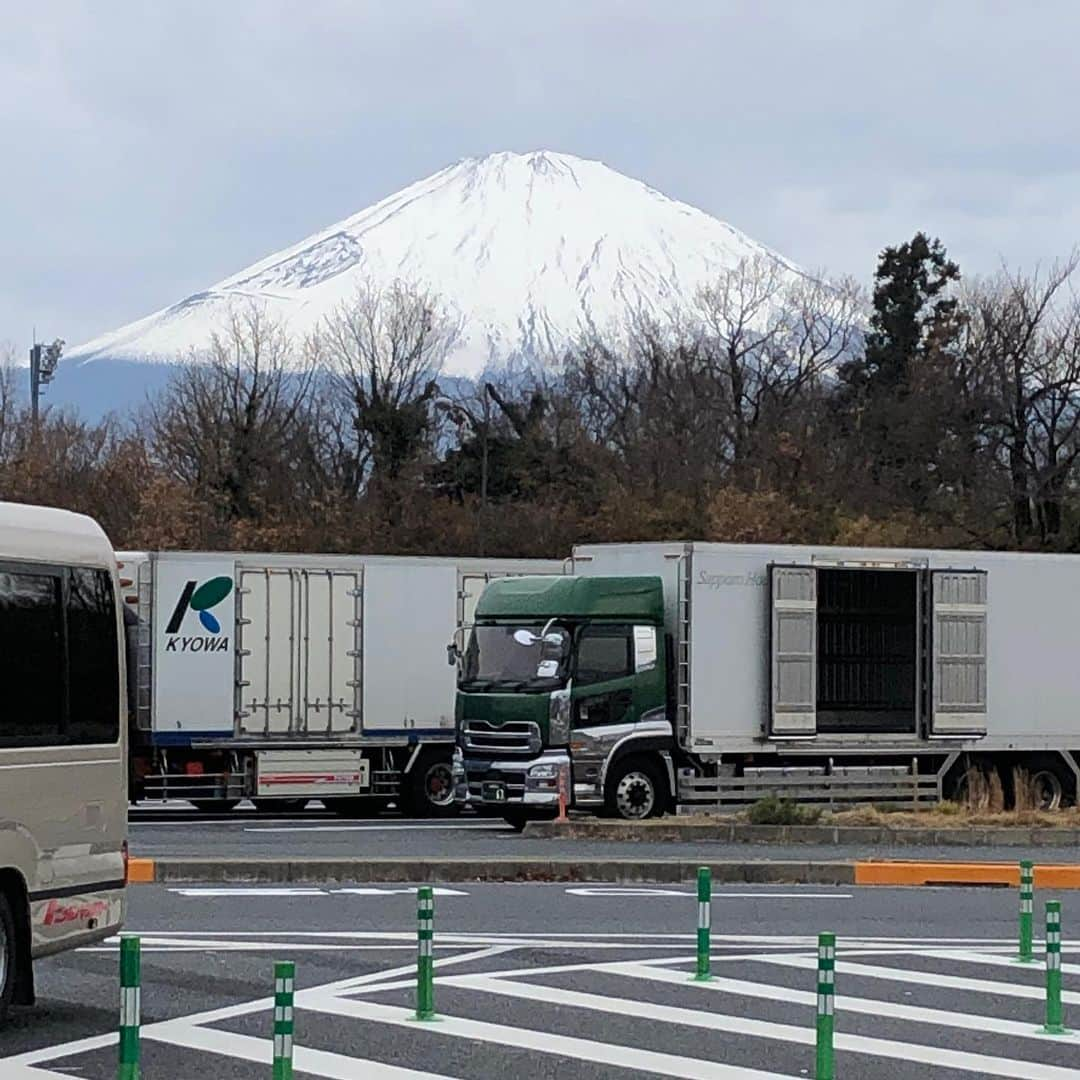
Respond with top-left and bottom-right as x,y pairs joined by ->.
29,338 -> 63,426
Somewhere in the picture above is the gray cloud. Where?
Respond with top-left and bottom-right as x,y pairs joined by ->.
3,0 -> 1079,355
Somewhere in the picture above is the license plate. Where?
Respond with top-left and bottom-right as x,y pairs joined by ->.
482,782 -> 506,803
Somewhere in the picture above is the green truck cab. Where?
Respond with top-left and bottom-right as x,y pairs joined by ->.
452,575 -> 674,825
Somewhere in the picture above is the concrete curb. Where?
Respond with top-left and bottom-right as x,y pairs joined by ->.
126,855 -> 1080,887
128,856 -> 855,886
522,820 -> 1080,847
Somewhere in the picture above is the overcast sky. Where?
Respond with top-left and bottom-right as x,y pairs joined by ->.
4,1 -> 1080,357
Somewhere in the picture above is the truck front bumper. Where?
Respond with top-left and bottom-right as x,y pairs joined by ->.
454,749 -> 570,808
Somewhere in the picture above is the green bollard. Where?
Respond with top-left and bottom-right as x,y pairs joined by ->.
272,960 -> 295,1079
117,935 -> 141,1080
693,866 -> 712,981
815,931 -> 835,1080
416,886 -> 436,1020
1018,860 -> 1035,963
1043,901 -> 1068,1035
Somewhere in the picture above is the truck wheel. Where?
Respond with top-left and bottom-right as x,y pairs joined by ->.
605,756 -> 664,820
1027,757 -> 1075,810
0,892 -> 17,1022
402,756 -> 458,818
191,799 -> 240,814
325,797 -> 389,818
502,811 -> 529,832
253,799 -> 308,813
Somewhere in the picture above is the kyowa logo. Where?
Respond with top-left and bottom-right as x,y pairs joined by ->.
164,576 -> 232,653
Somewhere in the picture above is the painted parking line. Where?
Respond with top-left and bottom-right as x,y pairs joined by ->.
14,935 -> 1080,1078
168,886 -> 469,897
565,887 -> 852,898
242,822 -> 508,833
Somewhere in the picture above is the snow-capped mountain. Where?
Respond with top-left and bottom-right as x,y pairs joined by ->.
67,151 -> 802,377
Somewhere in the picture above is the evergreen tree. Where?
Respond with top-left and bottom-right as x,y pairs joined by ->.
837,233 -> 965,510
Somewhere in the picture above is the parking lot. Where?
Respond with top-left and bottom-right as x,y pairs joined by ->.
4,883 -> 1079,1078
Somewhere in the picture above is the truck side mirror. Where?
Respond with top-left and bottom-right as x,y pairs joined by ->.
447,642 -> 459,666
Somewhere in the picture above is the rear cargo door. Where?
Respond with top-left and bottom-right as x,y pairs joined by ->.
929,569 -> 988,737
237,567 -> 362,737
769,564 -> 817,738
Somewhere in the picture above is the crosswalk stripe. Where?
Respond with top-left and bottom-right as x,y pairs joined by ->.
440,973 -> 1080,1079
304,996 -> 790,1079
145,1020 -> 453,1079
602,961 -> 1079,1044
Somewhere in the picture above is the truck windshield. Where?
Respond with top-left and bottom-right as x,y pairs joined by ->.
460,623 -> 570,690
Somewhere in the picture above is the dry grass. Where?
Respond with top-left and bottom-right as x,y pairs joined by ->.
824,805 -> 1080,829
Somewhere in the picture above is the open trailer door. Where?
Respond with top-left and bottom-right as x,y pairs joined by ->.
929,569 -> 988,738
769,564 -> 817,738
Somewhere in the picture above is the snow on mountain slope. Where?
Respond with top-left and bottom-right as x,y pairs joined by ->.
67,151 -> 803,375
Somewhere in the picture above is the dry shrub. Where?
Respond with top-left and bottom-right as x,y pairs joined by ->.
960,766 -> 1006,813
1012,767 -> 1041,813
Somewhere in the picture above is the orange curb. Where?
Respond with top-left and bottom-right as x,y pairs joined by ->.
855,862 -> 1080,888
127,857 -> 155,884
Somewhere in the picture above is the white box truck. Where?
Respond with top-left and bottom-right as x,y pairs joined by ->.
454,540 -> 1080,822
118,551 -> 561,814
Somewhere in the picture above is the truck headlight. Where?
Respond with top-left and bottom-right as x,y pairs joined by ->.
529,763 -> 558,779
451,747 -> 464,779
548,687 -> 571,746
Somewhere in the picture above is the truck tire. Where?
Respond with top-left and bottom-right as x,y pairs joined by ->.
1026,756 -> 1075,811
253,798 -> 308,814
0,891 -> 17,1022
325,797 -> 389,818
605,755 -> 665,820
402,755 -> 458,818
191,799 -> 240,814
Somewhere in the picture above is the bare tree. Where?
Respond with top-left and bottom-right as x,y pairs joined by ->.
148,306 -> 317,539
319,280 -> 460,505
694,257 -> 864,483
962,256 -> 1080,542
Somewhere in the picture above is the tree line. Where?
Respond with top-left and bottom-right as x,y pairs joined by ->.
5,233 -> 1080,558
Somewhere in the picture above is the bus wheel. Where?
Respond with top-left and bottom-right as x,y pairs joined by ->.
0,892 -> 16,1021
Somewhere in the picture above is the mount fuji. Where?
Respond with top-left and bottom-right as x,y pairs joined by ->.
62,151 -> 803,412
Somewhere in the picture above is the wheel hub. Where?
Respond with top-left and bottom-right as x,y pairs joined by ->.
616,772 -> 655,818
426,764 -> 454,806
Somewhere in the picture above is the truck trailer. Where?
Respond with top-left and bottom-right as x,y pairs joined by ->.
454,540 -> 1080,823
119,550 -> 561,814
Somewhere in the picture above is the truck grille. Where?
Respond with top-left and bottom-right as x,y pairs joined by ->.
462,720 -> 541,755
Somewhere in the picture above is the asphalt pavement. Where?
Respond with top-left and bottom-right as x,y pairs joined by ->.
130,809 -> 1080,864
6,882 -> 1080,1078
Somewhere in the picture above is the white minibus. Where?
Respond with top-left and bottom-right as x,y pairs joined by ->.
0,502 -> 127,1019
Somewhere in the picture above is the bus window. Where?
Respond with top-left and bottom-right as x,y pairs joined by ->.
67,567 -> 120,744
0,568 -> 64,745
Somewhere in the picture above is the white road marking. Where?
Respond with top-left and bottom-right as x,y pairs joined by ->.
918,947 -> 1080,975
762,952 -> 1080,1004
601,961 -> 1080,1044
441,974 -> 1080,1079
330,887 -> 469,897
6,946 -> 510,1070
145,1019 -> 452,1079
167,886 -> 469,898
168,887 -> 326,897
565,887 -> 851,898
243,822 -> 507,833
304,996 -> 789,1080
